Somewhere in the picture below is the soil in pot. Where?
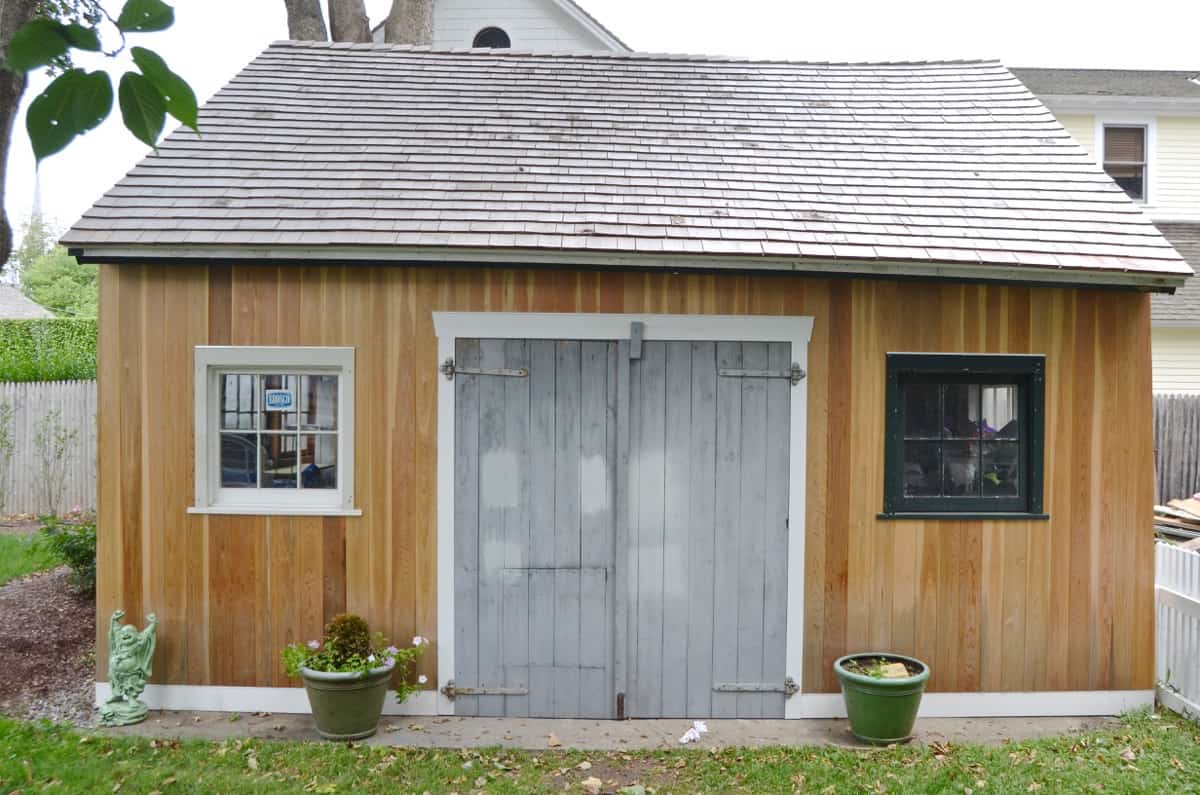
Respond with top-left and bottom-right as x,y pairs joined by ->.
834,653 -> 930,746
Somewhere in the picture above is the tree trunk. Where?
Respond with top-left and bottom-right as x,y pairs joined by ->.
327,0 -> 370,43
283,0 -> 329,41
0,0 -> 39,266
383,0 -> 432,46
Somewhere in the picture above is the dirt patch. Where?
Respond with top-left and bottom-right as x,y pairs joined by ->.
0,515 -> 42,535
0,567 -> 95,725
540,752 -> 677,793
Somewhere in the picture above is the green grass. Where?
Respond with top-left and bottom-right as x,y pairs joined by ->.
0,533 -> 59,586
1,710 -> 1198,793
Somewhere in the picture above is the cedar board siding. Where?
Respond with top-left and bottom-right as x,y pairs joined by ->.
96,264 -> 1156,695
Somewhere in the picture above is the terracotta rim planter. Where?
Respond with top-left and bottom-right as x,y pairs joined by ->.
833,653 -> 930,745
299,664 -> 393,741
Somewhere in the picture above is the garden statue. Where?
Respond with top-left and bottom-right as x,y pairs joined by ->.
99,610 -> 157,727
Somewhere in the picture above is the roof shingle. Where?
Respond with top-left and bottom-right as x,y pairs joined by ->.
1153,224 -> 1200,325
63,43 -> 1191,285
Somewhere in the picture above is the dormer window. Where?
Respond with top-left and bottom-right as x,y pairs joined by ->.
1103,125 -> 1147,201
473,27 -> 511,48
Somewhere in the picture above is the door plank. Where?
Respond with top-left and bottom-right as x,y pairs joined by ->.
711,342 -> 743,718
762,341 -> 792,717
661,341 -> 693,716
736,342 -> 770,717
453,339 -> 481,716
686,341 -> 718,717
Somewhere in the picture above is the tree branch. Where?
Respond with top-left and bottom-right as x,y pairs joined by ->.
383,0 -> 431,46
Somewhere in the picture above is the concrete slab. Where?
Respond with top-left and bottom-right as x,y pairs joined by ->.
101,710 -> 1117,750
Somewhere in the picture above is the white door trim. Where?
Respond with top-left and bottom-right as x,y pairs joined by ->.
432,312 -> 815,718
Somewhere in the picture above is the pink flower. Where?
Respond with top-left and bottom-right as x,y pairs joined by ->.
385,645 -> 399,656
306,640 -> 319,650
412,636 -> 427,647
418,674 -> 428,684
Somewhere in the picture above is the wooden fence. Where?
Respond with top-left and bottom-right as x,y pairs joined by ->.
1157,541 -> 1200,720
0,380 -> 96,515
1155,394 -> 1200,502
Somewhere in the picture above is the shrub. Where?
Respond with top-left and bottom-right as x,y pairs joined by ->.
0,319 -> 97,382
37,513 -> 97,594
325,613 -> 372,666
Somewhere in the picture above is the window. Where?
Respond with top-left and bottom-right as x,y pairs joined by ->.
883,354 -> 1045,518
190,347 -> 358,515
472,26 -> 510,48
1103,125 -> 1147,201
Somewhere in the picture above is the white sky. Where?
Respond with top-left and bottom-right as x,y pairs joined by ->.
7,0 -> 1200,234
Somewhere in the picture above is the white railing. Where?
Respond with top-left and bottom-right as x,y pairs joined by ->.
1157,541 -> 1200,720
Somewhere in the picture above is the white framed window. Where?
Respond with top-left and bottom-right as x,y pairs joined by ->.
189,347 -> 359,516
1102,124 -> 1149,202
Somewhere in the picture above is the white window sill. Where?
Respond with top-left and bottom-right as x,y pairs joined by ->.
187,506 -> 363,517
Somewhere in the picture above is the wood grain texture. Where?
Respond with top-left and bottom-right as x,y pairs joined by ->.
96,265 -> 1156,695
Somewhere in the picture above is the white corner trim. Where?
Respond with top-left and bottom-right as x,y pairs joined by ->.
549,0 -> 629,51
797,690 -> 1155,719
94,683 -> 440,716
433,311 -> 814,718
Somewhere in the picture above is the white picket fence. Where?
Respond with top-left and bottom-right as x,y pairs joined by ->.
1157,541 -> 1200,720
0,380 -> 96,515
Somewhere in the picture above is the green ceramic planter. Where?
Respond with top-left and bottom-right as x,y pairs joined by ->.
300,664 -> 392,741
834,653 -> 930,745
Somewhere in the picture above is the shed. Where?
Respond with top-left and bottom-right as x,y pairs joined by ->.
65,43 -> 1191,719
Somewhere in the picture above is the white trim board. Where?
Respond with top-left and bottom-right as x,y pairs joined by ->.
433,312 -> 815,718
94,683 -> 440,715
798,690 -> 1155,719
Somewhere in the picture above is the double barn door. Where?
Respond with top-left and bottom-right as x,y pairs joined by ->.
452,336 -> 793,718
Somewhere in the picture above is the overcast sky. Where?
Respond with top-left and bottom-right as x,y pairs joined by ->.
7,0 -> 1200,236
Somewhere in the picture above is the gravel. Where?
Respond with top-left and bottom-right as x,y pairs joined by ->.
0,566 -> 95,726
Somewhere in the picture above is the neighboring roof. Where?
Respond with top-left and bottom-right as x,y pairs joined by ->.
0,285 -> 51,319
1152,224 -> 1200,325
1011,68 -> 1200,98
63,43 -> 1191,289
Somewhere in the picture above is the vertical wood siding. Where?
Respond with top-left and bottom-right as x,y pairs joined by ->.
96,265 -> 1156,694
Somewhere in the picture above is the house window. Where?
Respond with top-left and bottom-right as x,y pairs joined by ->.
1103,125 -> 1147,201
473,26 -> 511,48
190,347 -> 358,516
883,354 -> 1045,518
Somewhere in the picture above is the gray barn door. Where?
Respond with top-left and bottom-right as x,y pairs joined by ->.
621,341 -> 792,718
453,338 -> 618,717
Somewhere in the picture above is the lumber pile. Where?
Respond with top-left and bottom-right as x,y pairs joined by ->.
1155,496 -> 1200,543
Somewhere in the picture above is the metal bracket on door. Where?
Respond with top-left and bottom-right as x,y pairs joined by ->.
440,358 -> 529,381
712,676 -> 800,698
440,679 -> 530,700
718,363 -> 806,386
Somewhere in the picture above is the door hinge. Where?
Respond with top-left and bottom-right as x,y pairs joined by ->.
718,363 -> 806,386
440,679 -> 530,700
440,358 -> 529,381
713,676 -> 799,698
629,321 -> 644,360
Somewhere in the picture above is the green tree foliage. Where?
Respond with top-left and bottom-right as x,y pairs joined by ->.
0,317 -> 96,381
21,246 -> 95,316
4,211 -> 55,281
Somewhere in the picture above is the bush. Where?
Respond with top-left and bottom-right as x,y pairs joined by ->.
0,319 -> 97,382
37,514 -> 97,594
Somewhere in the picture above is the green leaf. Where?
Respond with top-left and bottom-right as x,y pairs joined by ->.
116,0 -> 175,33
62,23 -> 102,52
118,71 -> 165,149
6,19 -> 71,73
26,69 -> 113,162
130,47 -> 197,132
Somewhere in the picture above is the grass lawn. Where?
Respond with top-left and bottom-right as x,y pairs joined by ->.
0,533 -> 58,586
1,710 -> 1198,793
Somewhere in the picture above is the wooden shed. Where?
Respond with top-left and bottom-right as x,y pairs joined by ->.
64,43 -> 1192,719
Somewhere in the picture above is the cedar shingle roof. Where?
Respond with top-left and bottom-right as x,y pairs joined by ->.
63,43 -> 1191,286
1012,68 -> 1200,99
1153,224 -> 1200,325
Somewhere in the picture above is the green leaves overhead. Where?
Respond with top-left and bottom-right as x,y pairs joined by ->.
116,0 -> 175,33
17,0 -> 195,162
130,47 -> 197,132
26,69 -> 113,161
118,72 -> 165,150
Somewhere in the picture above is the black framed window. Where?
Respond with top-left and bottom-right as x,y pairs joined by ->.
883,354 -> 1046,519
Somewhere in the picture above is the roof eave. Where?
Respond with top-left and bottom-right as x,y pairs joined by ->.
65,244 -> 1190,292
1037,94 -> 1200,115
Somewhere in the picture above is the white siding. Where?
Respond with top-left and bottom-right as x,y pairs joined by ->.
434,0 -> 612,50
1057,113 -> 1095,152
1153,327 -> 1200,394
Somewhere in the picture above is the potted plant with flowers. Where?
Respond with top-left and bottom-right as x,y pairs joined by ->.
282,613 -> 429,741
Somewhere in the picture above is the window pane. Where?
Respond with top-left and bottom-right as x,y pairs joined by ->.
220,374 -> 257,430
300,434 -> 337,489
982,441 -> 1020,497
260,374 -> 299,432
220,433 -> 259,487
299,375 -> 338,431
982,384 -> 1019,439
1104,126 -> 1145,162
902,382 -> 940,439
902,441 -> 941,496
260,433 -> 297,488
942,441 -> 980,496
1104,163 -> 1145,200
943,384 -> 980,439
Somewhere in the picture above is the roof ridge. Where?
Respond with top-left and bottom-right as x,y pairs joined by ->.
267,40 -> 1004,68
